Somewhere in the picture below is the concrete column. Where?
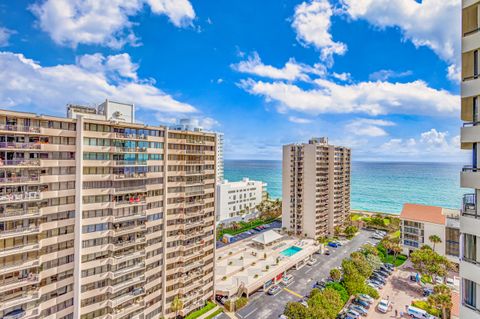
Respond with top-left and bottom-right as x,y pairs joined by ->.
73,115 -> 84,318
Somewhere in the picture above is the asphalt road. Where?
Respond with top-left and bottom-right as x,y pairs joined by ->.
234,230 -> 381,319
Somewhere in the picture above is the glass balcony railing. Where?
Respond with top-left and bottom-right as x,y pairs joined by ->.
0,159 -> 41,167
0,124 -> 41,133
463,194 -> 478,218
0,142 -> 41,150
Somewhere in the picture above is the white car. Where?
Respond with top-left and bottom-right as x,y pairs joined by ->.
307,258 -> 317,266
377,299 -> 390,313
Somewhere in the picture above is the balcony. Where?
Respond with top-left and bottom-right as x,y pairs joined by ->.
113,224 -> 146,237
0,208 -> 40,221
185,149 -> 205,155
0,243 -> 39,258
461,166 -> 480,188
114,132 -> 148,140
113,185 -> 147,194
113,198 -> 146,208
0,176 -> 39,184
185,170 -> 205,176
110,288 -> 144,307
0,159 -> 40,167
113,237 -> 146,250
0,293 -> 40,311
114,172 -> 147,180
0,259 -> 39,275
113,250 -> 145,264
463,194 -> 477,217
0,124 -> 41,133
2,275 -> 39,291
113,212 -> 146,222
110,275 -> 145,294
112,146 -> 147,153
0,226 -> 40,239
112,262 -> 145,278
0,142 -> 41,150
0,192 -> 40,204
114,160 -> 147,166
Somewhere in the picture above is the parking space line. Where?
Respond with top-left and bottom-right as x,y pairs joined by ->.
305,267 -> 313,274
239,308 -> 258,318
283,287 -> 302,298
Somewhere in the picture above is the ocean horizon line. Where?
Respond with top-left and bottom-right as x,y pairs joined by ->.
225,159 -> 466,164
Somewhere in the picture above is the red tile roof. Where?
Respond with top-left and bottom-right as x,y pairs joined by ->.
399,203 -> 445,225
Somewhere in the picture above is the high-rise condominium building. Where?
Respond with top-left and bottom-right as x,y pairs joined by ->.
282,137 -> 350,239
0,100 -> 216,319
461,1 -> 480,317
171,119 -> 224,183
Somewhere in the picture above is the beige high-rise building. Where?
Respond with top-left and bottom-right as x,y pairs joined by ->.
0,100 -> 216,319
461,1 -> 480,317
282,137 -> 350,239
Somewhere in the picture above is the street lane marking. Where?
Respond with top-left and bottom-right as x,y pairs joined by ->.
242,308 -> 258,318
305,267 -> 313,274
284,287 -> 302,298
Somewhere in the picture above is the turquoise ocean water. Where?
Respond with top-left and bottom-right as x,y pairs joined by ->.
224,160 -> 465,214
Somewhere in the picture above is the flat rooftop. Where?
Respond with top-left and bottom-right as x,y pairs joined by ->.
215,229 -> 319,297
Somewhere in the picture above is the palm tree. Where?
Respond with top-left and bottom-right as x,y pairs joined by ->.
171,295 -> 184,318
428,284 -> 452,319
429,235 -> 442,252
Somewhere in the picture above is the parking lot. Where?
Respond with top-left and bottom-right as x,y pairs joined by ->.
234,230 -> 381,319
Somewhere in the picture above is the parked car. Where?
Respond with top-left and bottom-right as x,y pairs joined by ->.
313,280 -> 326,289
267,285 -> 281,295
384,263 -> 394,270
423,287 -> 434,297
370,275 -> 386,285
328,242 -> 339,248
375,270 -> 390,277
380,265 -> 392,273
354,298 -> 371,309
325,249 -> 331,255
282,274 -> 294,285
377,299 -> 390,313
367,282 -> 378,290
346,310 -> 360,319
307,258 -> 317,266
358,294 -> 374,304
406,305 -> 437,319
350,304 -> 368,316
368,281 -> 383,289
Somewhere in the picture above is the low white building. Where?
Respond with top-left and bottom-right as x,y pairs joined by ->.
400,203 -> 460,264
216,178 -> 267,224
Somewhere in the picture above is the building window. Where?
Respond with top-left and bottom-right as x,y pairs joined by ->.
464,279 -> 477,309
445,227 -> 459,257
464,234 -> 477,262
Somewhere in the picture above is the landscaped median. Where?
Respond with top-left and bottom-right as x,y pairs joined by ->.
184,301 -> 218,319
216,216 -> 279,240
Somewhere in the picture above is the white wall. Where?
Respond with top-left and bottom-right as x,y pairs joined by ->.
216,178 -> 265,223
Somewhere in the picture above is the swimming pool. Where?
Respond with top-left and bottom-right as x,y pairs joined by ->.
280,246 -> 302,257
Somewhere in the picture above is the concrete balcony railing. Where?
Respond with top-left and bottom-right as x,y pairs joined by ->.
185,170 -> 205,176
0,292 -> 40,311
112,262 -> 145,279
0,226 -> 40,239
2,275 -> 39,291
0,142 -> 41,150
113,198 -> 146,208
112,146 -> 147,153
113,185 -> 147,194
0,124 -> 41,133
0,259 -> 39,275
0,176 -> 39,184
113,237 -> 146,250
0,208 -> 40,220
0,243 -> 39,258
0,159 -> 41,167
185,149 -> 205,155
113,224 -> 146,237
110,288 -> 144,307
112,212 -> 146,222
113,251 -> 145,264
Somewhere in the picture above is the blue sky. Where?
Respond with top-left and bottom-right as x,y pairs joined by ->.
0,0 -> 468,162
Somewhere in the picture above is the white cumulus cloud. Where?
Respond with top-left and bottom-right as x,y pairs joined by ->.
0,51 -> 196,114
239,78 -> 459,116
231,52 -> 326,81
0,27 -> 15,47
288,116 -> 312,124
30,0 -> 195,48
292,0 -> 347,64
347,118 -> 395,137
341,0 -> 460,80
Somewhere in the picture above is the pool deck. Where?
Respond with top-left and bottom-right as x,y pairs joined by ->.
215,229 -> 320,297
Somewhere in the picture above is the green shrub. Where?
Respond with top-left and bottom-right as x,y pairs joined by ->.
412,300 -> 441,317
224,300 -> 232,312
364,286 -> 379,299
235,297 -> 248,310
325,282 -> 349,304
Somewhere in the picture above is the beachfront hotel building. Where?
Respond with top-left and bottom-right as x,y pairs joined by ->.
215,178 -> 267,224
461,1 -> 480,317
399,204 -> 460,264
0,100 -> 216,319
282,137 -> 350,239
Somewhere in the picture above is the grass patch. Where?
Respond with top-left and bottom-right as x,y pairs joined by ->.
376,243 -> 407,266
217,217 -> 279,240
412,300 -> 441,317
205,308 -> 223,319
184,301 -> 216,319
351,214 -> 363,221
421,274 -> 432,284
